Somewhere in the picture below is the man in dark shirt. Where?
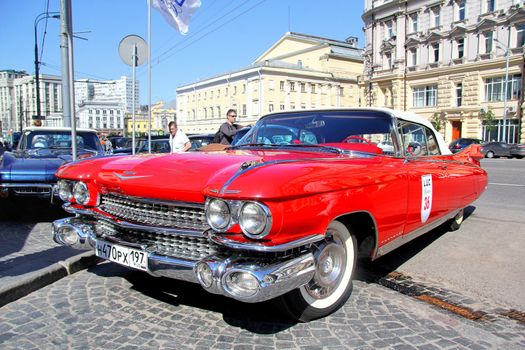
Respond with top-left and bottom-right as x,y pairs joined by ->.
218,109 -> 243,145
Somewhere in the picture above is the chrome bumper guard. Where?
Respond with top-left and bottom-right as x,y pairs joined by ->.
52,217 -> 316,303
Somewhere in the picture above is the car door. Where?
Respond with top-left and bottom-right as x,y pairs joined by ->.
398,121 -> 450,235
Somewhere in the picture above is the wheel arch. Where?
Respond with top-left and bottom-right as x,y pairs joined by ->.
333,211 -> 377,260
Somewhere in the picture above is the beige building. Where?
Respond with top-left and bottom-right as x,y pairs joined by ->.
362,0 -> 525,143
125,101 -> 176,136
176,32 -> 363,134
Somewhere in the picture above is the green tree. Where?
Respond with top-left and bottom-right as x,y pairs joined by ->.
431,113 -> 443,132
480,109 -> 496,133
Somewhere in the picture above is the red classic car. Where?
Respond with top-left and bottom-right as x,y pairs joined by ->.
52,108 -> 487,321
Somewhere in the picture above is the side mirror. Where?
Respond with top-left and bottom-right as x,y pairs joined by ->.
407,142 -> 423,157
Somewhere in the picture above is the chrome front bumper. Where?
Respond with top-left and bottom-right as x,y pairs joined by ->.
52,217 -> 316,303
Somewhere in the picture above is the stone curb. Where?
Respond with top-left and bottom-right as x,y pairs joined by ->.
0,251 -> 101,308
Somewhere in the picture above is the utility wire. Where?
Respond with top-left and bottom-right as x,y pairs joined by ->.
138,0 -> 268,76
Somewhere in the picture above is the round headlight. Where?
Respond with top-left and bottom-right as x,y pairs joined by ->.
72,181 -> 90,205
239,202 -> 271,239
206,199 -> 231,231
57,180 -> 72,202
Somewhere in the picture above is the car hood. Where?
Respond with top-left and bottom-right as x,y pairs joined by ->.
57,149 -> 393,203
0,151 -> 71,182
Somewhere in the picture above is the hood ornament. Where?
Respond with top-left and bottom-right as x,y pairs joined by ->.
239,159 -> 263,171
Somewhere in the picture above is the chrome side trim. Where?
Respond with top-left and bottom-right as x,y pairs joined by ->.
374,210 -> 459,259
63,204 -> 205,237
0,183 -> 54,188
207,231 -> 324,252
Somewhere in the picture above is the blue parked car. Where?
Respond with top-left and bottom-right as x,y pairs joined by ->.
0,127 -> 104,213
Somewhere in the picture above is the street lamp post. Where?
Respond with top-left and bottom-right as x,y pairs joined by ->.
34,12 -> 60,121
495,38 -> 511,142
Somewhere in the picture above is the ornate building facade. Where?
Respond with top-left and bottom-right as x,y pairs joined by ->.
362,0 -> 525,143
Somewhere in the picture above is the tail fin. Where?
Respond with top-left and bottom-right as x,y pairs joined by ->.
452,144 -> 484,166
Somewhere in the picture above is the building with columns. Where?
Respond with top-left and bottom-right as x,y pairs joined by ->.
176,32 -> 363,134
362,0 -> 525,143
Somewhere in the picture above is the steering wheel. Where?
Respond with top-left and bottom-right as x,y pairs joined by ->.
342,135 -> 371,144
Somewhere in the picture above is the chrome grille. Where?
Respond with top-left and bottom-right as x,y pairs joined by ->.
96,220 -> 217,261
100,194 -> 208,230
13,186 -> 52,195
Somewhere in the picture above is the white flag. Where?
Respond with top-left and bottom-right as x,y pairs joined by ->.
151,0 -> 201,34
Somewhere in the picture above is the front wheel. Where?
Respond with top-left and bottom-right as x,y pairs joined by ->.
276,221 -> 357,322
485,151 -> 494,158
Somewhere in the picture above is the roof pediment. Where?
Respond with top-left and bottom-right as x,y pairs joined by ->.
405,37 -> 420,47
449,25 -> 467,37
424,31 -> 443,42
475,18 -> 498,32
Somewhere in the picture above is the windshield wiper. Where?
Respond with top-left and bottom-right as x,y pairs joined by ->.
229,143 -> 280,149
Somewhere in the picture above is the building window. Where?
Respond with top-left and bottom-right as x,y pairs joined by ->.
485,74 -> 522,101
242,104 -> 247,116
485,31 -> 493,53
410,48 -> 418,66
300,83 -> 306,93
456,83 -> 463,107
433,7 -> 441,27
517,24 -> 525,48
290,82 -> 295,92
339,87 -> 344,96
279,81 -> 285,91
311,84 -> 316,93
411,14 -> 418,33
432,43 -> 440,63
385,21 -> 394,39
242,84 -> 246,94
280,104 -> 285,110
413,85 -> 437,107
457,38 -> 464,58
458,1 -> 466,21
486,0 -> 495,12
269,104 -> 274,112
233,86 -> 237,95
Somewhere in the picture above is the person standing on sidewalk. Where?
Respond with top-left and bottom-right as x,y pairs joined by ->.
168,121 -> 191,153
217,109 -> 243,145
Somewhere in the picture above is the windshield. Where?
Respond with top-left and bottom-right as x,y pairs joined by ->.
20,130 -> 102,152
235,110 -> 398,155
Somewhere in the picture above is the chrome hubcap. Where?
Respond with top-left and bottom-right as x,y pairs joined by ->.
305,232 -> 347,300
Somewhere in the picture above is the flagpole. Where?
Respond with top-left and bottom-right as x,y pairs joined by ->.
147,0 -> 152,153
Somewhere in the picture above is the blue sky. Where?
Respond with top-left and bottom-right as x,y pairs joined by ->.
0,0 -> 364,105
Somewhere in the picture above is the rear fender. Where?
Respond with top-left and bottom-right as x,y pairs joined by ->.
453,144 -> 484,166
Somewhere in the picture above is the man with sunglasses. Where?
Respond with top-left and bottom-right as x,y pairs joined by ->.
217,109 -> 243,145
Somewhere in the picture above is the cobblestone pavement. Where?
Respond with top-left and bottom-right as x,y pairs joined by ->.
0,262 -> 524,350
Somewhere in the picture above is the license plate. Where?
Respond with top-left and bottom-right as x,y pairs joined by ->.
96,240 -> 148,272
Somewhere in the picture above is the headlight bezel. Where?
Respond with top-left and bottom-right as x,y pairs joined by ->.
72,181 -> 90,205
57,179 -> 73,202
205,197 -> 272,239
238,201 -> 272,239
205,198 -> 232,232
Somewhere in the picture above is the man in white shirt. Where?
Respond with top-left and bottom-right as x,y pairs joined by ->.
168,121 -> 191,153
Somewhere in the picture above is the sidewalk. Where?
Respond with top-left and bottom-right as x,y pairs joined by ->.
0,205 -> 100,307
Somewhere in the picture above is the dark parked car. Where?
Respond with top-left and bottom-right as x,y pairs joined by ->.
481,141 -> 513,158
108,136 -> 130,150
510,144 -> 525,159
188,133 -> 214,150
112,136 -> 168,155
449,138 -> 484,153
0,127 -> 104,214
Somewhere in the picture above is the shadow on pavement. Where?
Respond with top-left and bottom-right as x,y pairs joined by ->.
0,199 -> 75,277
93,263 -> 297,334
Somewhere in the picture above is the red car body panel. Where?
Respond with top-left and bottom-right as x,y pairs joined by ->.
56,143 -> 487,251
